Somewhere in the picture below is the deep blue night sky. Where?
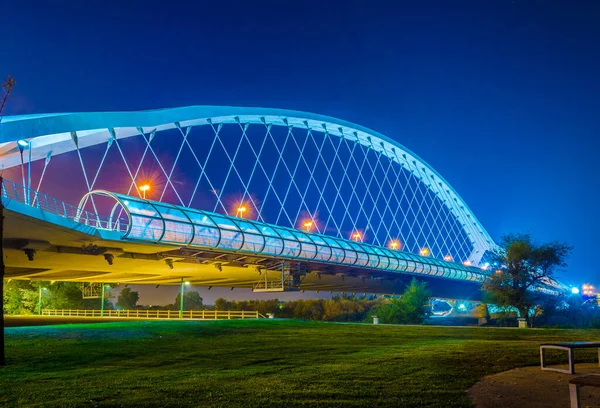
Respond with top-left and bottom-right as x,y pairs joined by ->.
2,0 -> 599,301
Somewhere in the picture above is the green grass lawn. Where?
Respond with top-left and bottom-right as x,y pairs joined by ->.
0,320 -> 599,407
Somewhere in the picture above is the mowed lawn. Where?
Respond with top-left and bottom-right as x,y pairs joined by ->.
0,320 -> 599,407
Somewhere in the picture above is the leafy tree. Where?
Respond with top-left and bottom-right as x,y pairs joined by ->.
117,288 -> 139,310
214,298 -> 231,311
3,280 -> 52,315
398,279 -> 432,323
3,280 -> 36,314
482,234 -> 572,327
175,291 -> 204,310
46,282 -> 86,310
369,279 -> 431,324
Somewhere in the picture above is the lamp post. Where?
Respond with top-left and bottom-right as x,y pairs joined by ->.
237,205 -> 247,219
352,232 -> 362,242
139,184 -> 150,199
303,220 -> 313,232
100,283 -> 109,317
37,286 -> 47,315
179,279 -> 190,319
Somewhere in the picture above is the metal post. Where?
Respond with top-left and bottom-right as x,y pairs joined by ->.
100,282 -> 105,317
179,278 -> 185,319
19,151 -> 26,202
27,144 -> 32,205
0,176 -> 5,366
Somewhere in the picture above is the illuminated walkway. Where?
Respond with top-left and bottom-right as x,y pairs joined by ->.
2,178 -> 488,291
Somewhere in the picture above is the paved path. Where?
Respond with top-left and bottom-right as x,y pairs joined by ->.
469,363 -> 600,408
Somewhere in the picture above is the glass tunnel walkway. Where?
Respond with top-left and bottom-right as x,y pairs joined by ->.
73,189 -> 489,283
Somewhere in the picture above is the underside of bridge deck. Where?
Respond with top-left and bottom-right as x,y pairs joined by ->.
2,207 -> 484,299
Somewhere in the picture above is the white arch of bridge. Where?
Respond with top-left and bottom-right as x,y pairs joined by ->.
0,106 -> 495,264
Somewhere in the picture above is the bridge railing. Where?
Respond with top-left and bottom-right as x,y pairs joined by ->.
41,309 -> 265,320
1,178 -> 128,232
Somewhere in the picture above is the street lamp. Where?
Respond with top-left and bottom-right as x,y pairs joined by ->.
419,247 -> 430,257
100,283 -> 110,317
37,286 -> 47,315
352,232 -> 362,241
303,220 -> 314,232
237,205 -> 247,219
139,184 -> 150,199
389,240 -> 400,250
180,279 -> 190,319
443,255 -> 453,262
571,287 -> 580,295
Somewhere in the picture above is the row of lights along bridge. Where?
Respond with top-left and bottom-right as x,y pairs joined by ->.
121,182 -> 480,269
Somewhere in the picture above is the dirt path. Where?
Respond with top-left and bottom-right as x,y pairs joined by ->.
469,363 -> 600,408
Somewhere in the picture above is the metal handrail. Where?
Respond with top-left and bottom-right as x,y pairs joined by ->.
1,179 -> 129,232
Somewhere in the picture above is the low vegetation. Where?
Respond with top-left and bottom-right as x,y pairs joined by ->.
1,320 -> 599,407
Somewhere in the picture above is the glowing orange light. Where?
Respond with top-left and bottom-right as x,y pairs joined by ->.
495,269 -> 502,274
419,247 -> 430,257
303,220 -> 314,232
389,240 -> 400,250
463,260 -> 472,266
139,184 -> 150,199
443,254 -> 453,262
352,232 -> 362,241
236,205 -> 247,219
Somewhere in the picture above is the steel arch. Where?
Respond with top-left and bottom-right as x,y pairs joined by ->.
0,106 -> 495,264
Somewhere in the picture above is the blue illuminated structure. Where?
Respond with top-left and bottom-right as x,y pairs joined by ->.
78,190 -> 487,282
0,106 -> 566,294
0,106 -> 494,265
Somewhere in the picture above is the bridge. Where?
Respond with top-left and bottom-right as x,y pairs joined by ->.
0,106 -> 564,299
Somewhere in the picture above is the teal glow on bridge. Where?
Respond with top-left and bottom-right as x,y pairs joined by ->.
79,190 -> 488,283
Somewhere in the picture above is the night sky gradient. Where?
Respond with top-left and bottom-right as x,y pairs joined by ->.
2,0 -> 599,304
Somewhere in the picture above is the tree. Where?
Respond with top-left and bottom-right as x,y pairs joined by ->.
46,282 -> 85,310
368,278 -> 431,324
214,298 -> 231,311
117,288 -> 139,310
3,280 -> 39,315
399,278 -> 432,324
175,291 -> 204,310
482,234 -> 572,327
